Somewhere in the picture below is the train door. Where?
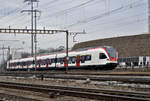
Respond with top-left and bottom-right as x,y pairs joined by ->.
76,55 -> 80,66
27,61 -> 29,69
64,57 -> 67,67
55,55 -> 57,68
46,59 -> 49,68
22,62 -> 24,69
38,60 -> 41,68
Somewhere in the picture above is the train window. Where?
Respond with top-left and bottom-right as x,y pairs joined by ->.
51,59 -> 55,63
57,58 -> 59,63
55,58 -> 57,63
13,63 -> 15,66
13,63 -> 15,67
11,63 -> 13,67
41,60 -> 46,65
86,55 -> 91,61
26,61 -> 29,66
72,57 -> 76,64
17,62 -> 20,66
57,58 -> 62,63
32,60 -> 35,64
17,62 -> 19,66
22,62 -> 24,66
81,55 -> 85,63
21,62 -> 23,66
105,46 -> 116,58
99,53 -> 107,59
25,62 -> 27,66
60,58 -> 64,64
29,61 -> 32,65
23,62 -> 26,66
51,59 -> 53,63
48,59 -> 51,65
12,63 -> 14,67
68,57 -> 72,64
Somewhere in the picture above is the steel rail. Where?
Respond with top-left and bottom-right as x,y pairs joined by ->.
1,72 -> 150,84
0,93 -> 41,101
3,70 -> 150,76
0,82 -> 149,101
0,81 -> 149,98
40,75 -> 150,84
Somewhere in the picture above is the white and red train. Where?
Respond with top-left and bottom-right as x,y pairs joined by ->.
7,46 -> 118,71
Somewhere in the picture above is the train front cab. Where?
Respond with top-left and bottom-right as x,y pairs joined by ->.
103,46 -> 118,69
93,47 -> 117,69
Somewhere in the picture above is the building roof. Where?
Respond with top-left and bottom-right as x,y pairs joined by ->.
72,34 -> 150,57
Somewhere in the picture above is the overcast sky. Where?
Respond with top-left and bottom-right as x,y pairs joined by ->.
0,0 -> 148,61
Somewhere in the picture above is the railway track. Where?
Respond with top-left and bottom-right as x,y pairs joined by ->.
0,93 -> 41,101
41,74 -> 150,84
3,70 -> 150,76
1,71 -> 150,84
0,81 -> 149,101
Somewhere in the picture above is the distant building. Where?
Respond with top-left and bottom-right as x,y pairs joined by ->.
72,34 -> 150,57
72,34 -> 150,67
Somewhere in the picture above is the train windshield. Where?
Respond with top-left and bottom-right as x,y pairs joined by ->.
104,46 -> 116,58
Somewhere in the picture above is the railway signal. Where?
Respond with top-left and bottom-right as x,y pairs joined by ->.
23,0 -> 39,57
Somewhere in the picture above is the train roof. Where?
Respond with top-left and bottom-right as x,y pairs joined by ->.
74,45 -> 113,52
9,46 -> 113,62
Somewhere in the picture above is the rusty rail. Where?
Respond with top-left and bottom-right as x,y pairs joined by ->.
0,82 -> 149,101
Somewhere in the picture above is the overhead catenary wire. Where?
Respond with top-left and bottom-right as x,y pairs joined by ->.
64,0 -> 143,28
0,4 -> 27,20
90,18 -> 147,35
39,0 -> 98,23
39,0 -> 61,8
0,5 -> 28,27
77,4 -> 147,33
0,0 -> 147,57
0,0 -> 145,27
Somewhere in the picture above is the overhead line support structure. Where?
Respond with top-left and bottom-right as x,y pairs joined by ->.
21,9 -> 41,70
23,0 -> 39,57
31,1 -> 34,57
0,28 -> 66,34
0,46 -> 10,72
0,28 -> 69,72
